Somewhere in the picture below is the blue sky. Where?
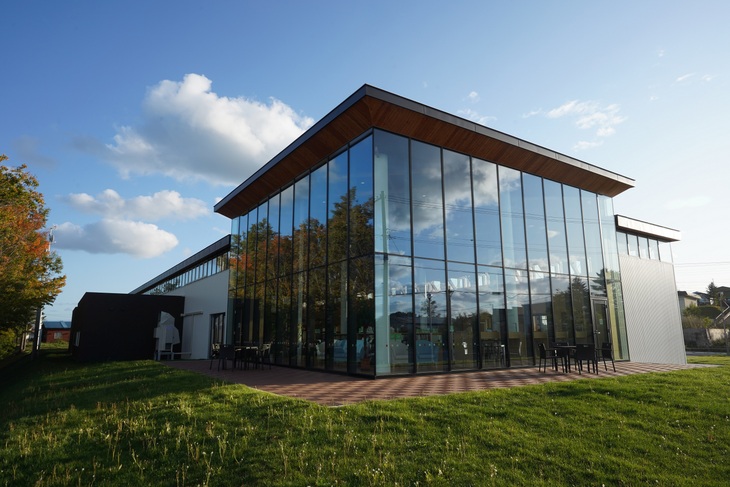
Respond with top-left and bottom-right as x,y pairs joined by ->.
2,1 -> 729,320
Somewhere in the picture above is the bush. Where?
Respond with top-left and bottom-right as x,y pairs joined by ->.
0,328 -> 18,360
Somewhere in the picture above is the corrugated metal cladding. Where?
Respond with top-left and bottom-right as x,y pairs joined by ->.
619,255 -> 686,364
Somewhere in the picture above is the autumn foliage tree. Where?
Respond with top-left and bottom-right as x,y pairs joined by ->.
0,155 -> 65,352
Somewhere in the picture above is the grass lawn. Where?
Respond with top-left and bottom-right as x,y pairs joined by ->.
1,350 -> 729,486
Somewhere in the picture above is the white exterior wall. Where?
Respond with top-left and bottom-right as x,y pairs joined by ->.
167,270 -> 229,359
619,255 -> 686,364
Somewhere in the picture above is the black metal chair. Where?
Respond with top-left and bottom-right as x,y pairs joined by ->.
258,342 -> 272,369
599,342 -> 616,372
209,343 -> 220,370
538,343 -> 558,372
574,344 -> 598,375
217,345 -> 236,371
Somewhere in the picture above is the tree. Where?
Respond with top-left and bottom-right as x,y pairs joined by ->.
707,281 -> 720,306
0,156 -> 65,347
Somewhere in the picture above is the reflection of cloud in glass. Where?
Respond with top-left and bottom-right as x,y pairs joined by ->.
472,159 -> 499,208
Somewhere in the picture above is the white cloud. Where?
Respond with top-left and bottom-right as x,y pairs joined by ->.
546,99 -> 626,144
574,140 -> 604,151
467,91 -> 480,103
65,189 -> 209,221
676,73 -> 694,83
88,73 -> 314,186
457,108 -> 496,125
53,219 -> 178,258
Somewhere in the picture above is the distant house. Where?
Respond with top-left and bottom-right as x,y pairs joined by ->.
694,292 -> 711,306
42,320 -> 72,343
677,291 -> 701,312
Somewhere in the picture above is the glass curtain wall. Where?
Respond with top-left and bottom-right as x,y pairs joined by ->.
227,128 -> 627,376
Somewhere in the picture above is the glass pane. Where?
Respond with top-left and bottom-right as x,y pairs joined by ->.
267,195 -> 280,281
309,164 -> 328,269
349,136 -> 374,258
264,280 -> 277,344
255,201 -> 268,284
523,174 -> 548,272
411,141 -> 445,260
563,186 -> 587,276
414,258 -> 447,371
275,274 -> 291,365
499,167 -> 527,269
477,265 -> 505,369
293,176 -> 309,273
443,150 -> 475,263
375,255 -> 414,375
350,256 -> 374,375
544,180 -> 569,274
627,234 -> 639,256
572,276 -> 592,344
551,274 -> 574,343
472,158 -> 502,266
306,268 -> 325,369
505,269 -> 530,366
327,152 -> 349,263
328,261 -> 348,371
639,237 -> 650,259
616,231 -> 628,255
244,209 -> 257,286
290,271 -> 307,366
529,270 -> 552,357
581,191 -> 603,279
374,130 -> 411,256
278,185 -> 294,277
649,239 -> 659,260
447,261 -> 478,370
659,241 -> 673,263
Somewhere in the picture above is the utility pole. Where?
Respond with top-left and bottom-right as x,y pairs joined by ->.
31,225 -> 56,359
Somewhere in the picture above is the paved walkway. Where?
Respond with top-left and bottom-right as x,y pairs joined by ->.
165,359 -> 709,406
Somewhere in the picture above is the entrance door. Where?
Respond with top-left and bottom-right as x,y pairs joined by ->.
591,299 -> 609,348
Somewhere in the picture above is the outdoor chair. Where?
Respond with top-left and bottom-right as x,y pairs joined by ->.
599,342 -> 616,372
258,342 -> 272,369
538,343 -> 558,372
216,345 -> 236,371
209,343 -> 220,370
574,344 -> 597,375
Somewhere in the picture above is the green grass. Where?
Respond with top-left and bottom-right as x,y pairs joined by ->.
687,354 -> 730,366
1,350 -> 729,486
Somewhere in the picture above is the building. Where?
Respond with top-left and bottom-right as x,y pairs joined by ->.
70,292 -> 184,362
677,291 -> 701,312
205,84 -> 686,377
130,235 -> 231,360
42,320 -> 72,343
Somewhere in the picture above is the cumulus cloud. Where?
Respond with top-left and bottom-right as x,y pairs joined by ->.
53,219 -> 178,258
467,91 -> 480,103
82,73 -> 314,186
64,189 -> 209,221
545,99 -> 626,149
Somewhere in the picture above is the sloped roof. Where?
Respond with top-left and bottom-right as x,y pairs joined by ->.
44,321 -> 71,329
215,84 -> 635,219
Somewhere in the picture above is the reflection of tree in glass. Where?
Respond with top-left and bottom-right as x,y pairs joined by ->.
421,292 -> 440,319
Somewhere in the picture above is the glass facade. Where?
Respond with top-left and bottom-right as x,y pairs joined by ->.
227,129 -> 630,376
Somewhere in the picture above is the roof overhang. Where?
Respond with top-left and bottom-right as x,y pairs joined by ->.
615,215 -> 681,242
215,84 -> 635,219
